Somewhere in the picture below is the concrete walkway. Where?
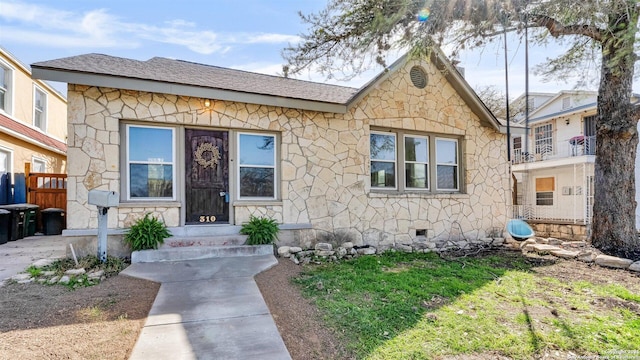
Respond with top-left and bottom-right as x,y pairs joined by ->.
121,255 -> 292,360
0,235 -> 70,286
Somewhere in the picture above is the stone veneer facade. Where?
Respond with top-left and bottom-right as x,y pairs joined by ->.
65,59 -> 509,250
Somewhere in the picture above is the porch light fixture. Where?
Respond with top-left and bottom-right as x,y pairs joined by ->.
204,99 -> 211,108
565,118 -> 570,125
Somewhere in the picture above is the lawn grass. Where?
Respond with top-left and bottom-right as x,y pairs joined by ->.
293,251 -> 640,359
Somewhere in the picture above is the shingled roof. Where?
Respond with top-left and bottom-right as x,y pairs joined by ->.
0,113 -> 67,154
31,51 -> 504,131
32,54 -> 358,105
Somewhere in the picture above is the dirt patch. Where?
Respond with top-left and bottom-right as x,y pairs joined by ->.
255,257 -> 354,360
0,275 -> 159,360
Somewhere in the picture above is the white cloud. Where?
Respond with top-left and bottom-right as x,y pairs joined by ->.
0,0 -> 299,54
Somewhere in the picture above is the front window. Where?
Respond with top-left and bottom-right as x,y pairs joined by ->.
534,123 -> 553,155
126,125 -> 175,200
370,132 -> 396,189
436,138 -> 459,191
405,135 -> 428,189
0,63 -> 12,113
238,133 -> 276,199
370,129 -> 461,193
34,87 -> 47,130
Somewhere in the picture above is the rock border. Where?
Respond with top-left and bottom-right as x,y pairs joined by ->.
278,237 -> 640,274
8,258 -> 106,287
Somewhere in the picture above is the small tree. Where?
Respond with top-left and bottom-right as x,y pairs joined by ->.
284,0 -> 640,259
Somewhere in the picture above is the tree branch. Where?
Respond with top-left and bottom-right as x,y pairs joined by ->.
529,14 -> 604,42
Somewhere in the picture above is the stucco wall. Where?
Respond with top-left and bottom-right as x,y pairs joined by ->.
0,133 -> 66,174
65,59 -> 509,250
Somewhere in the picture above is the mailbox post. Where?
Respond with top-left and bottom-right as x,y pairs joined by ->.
88,190 -> 119,263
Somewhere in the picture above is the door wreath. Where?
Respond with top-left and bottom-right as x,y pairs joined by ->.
194,142 -> 221,169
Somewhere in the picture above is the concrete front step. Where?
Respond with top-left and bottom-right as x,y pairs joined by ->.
159,235 -> 248,249
131,244 -> 274,263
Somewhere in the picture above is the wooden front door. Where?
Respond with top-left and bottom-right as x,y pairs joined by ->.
185,129 -> 229,224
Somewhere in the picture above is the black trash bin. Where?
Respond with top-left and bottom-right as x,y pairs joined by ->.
0,204 -> 26,241
23,204 -> 39,237
42,208 -> 65,235
0,209 -> 10,245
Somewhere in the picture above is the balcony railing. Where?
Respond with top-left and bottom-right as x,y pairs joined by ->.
512,135 -> 596,164
509,205 -> 591,224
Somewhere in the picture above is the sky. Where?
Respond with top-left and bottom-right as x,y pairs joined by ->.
0,0 -> 637,99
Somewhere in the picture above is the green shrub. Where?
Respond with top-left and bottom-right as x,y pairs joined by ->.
240,216 -> 279,245
124,213 -> 171,251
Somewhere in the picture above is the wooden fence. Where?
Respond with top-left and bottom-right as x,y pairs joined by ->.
26,168 -> 67,231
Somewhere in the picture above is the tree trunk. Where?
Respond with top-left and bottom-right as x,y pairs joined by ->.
590,14 -> 639,259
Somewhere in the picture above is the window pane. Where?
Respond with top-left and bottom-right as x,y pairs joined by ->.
405,137 -> 428,162
370,133 -> 395,161
129,127 -> 173,162
371,161 -> 395,188
0,151 -> 8,174
437,165 -> 458,189
239,134 -> 275,166
0,90 -> 5,111
436,139 -> 457,164
130,164 -> 173,198
536,191 -> 553,206
240,167 -> 274,197
34,111 -> 42,129
35,90 -> 44,111
0,67 -> 5,88
406,163 -> 428,188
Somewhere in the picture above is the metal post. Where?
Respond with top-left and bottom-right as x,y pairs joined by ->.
97,206 -> 109,263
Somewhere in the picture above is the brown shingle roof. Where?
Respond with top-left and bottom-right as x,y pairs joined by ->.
0,113 -> 67,153
32,54 -> 358,105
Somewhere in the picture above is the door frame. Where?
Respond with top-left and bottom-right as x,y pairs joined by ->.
181,126 -> 235,226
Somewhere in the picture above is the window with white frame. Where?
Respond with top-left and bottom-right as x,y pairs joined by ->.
534,123 -> 553,155
34,87 -> 47,131
0,62 -> 12,114
31,157 -> 46,173
436,138 -> 459,191
238,132 -> 277,199
404,135 -> 428,189
126,125 -> 175,200
370,132 -> 397,189
370,129 -> 461,193
0,148 -> 10,176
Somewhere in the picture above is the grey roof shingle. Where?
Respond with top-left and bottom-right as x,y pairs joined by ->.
32,54 -> 358,104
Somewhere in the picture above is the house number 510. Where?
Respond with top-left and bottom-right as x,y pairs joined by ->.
199,215 -> 216,223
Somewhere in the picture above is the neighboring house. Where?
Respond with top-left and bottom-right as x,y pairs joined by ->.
31,50 -> 512,251
509,90 -> 640,240
0,46 -> 67,190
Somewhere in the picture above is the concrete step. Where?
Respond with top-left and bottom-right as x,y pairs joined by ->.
167,225 -> 243,237
131,244 -> 274,263
159,235 -> 248,249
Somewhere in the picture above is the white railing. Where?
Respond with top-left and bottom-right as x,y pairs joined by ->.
509,205 -> 591,224
511,136 -> 596,164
